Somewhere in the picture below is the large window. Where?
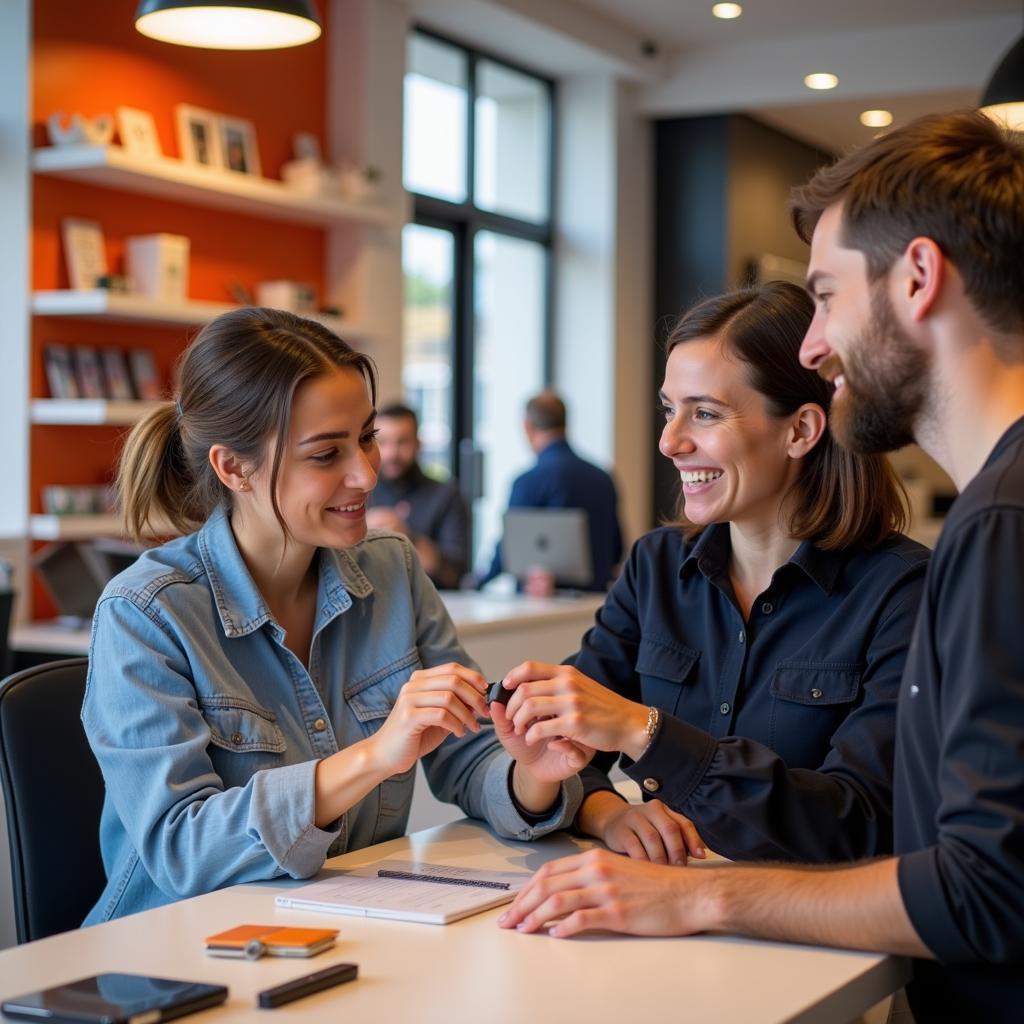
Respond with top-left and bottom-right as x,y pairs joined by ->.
402,30 -> 554,573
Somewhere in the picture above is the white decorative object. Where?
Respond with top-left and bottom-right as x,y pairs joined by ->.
293,131 -> 322,162
175,104 -> 223,168
125,233 -> 190,302
337,161 -> 381,202
256,280 -> 316,314
116,106 -> 161,159
47,112 -> 114,147
61,218 -> 108,290
281,157 -> 338,197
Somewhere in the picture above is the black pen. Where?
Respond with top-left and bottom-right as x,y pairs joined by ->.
257,962 -> 358,1008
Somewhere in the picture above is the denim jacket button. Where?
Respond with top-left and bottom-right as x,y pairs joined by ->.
231,732 -> 243,745
313,718 -> 327,732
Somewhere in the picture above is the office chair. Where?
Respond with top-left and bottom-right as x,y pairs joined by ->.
0,658 -> 106,943
0,590 -> 13,678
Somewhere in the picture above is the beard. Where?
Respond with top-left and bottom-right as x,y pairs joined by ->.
826,286 -> 930,454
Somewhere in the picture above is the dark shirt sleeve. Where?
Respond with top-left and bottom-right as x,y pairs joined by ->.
429,485 -> 470,589
897,510 -> 1024,965
572,541 -> 925,863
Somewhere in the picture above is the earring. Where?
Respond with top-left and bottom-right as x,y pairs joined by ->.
238,481 -> 251,492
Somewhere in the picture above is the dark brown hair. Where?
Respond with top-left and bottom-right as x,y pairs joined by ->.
118,307 -> 377,541
666,281 -> 907,549
791,110 -> 1024,337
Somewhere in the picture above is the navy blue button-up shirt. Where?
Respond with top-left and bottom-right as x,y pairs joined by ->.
895,416 -> 1024,1022
575,522 -> 929,862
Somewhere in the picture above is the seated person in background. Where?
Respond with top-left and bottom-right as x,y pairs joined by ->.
494,281 -> 928,865
367,402 -> 470,590
480,391 -> 623,591
82,309 -> 587,925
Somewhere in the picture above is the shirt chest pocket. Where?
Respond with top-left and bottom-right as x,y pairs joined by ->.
635,637 -> 700,716
345,649 -> 422,731
198,697 -> 287,783
768,661 -> 862,768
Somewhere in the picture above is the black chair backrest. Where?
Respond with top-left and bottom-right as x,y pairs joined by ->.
0,590 -> 13,679
0,658 -> 106,943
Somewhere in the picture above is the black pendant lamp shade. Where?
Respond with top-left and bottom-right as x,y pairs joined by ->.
980,34 -> 1024,131
135,0 -> 322,50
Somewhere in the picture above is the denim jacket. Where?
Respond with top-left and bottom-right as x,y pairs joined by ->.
82,507 -> 582,924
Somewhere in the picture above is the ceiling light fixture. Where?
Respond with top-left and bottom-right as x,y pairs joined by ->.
134,0 -> 322,50
859,109 -> 893,128
979,35 -> 1024,131
804,72 -> 839,91
712,3 -> 743,18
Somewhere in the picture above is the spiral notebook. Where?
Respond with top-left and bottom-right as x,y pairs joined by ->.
275,859 -> 529,925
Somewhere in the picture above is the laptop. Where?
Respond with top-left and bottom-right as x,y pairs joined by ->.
502,508 -> 593,588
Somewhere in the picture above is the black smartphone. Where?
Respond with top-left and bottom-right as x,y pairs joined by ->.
1,973 -> 228,1023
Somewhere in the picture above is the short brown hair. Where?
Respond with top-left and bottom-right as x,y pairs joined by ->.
666,281 -> 907,550
791,110 -> 1024,336
118,307 -> 377,541
525,391 -> 567,432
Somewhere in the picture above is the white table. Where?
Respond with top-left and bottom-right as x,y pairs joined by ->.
0,821 -> 909,1023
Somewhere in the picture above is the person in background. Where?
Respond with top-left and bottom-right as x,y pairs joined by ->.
500,111 -> 1024,1024
480,391 -> 623,592
367,402 -> 470,590
82,308 -> 586,925
496,281 -> 927,866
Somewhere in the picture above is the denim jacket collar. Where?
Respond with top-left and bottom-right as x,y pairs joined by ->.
680,522 -> 842,595
197,506 -> 374,639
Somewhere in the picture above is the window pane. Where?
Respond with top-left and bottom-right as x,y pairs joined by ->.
472,231 -> 546,569
402,224 -> 455,478
403,35 -> 468,203
474,60 -> 550,223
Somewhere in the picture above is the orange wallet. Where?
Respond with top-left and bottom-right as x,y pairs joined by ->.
204,924 -> 339,959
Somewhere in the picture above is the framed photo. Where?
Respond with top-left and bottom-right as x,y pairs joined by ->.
174,104 -> 223,168
43,344 -> 79,400
129,349 -> 162,401
101,349 -> 135,401
116,106 -> 162,159
61,217 -> 108,291
219,116 -> 261,176
73,346 -> 106,399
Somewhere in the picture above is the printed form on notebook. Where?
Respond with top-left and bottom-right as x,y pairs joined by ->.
275,860 -> 530,925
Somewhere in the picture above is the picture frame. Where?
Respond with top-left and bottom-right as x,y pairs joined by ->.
129,349 -> 162,400
61,217 -> 108,291
174,104 -> 223,168
101,349 -> 135,401
219,116 -> 261,176
116,106 -> 162,159
43,344 -> 80,400
73,346 -> 106,399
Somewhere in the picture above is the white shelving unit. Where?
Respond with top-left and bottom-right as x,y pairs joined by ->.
30,399 -> 166,426
33,144 -> 398,228
30,514 -> 124,540
31,289 -> 369,340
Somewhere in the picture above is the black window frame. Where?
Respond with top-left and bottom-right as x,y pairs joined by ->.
404,26 -> 557,479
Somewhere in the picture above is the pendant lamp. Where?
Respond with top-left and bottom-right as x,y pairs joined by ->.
135,0 -> 321,50
980,34 -> 1024,131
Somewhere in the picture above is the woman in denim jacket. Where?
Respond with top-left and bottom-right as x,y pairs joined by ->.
83,308 -> 586,924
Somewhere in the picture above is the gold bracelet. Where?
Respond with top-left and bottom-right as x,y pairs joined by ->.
643,705 -> 660,745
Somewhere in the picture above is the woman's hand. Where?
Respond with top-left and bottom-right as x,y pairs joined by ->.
367,663 -> 489,776
502,661 -> 652,760
498,848 -> 713,938
490,698 -> 593,783
578,791 -> 706,865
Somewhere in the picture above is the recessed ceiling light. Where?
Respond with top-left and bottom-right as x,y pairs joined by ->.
859,109 -> 893,128
712,3 -> 743,18
804,72 -> 839,91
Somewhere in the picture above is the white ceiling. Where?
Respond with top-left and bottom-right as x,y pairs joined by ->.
413,0 -> 1024,154
575,0 -> 1023,153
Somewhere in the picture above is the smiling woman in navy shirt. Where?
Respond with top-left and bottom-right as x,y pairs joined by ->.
495,281 -> 928,864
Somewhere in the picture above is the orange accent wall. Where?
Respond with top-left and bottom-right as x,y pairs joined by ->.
30,0 -> 337,617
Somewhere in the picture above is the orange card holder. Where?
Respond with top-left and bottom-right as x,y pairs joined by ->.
204,924 -> 339,959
